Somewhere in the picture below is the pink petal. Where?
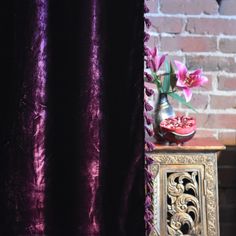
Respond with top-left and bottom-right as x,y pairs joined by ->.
151,47 -> 157,57
150,60 -> 157,71
190,69 -> 202,76
174,60 -> 188,81
183,87 -> 192,102
157,54 -> 167,70
146,59 -> 155,71
192,75 -> 208,87
176,79 -> 186,88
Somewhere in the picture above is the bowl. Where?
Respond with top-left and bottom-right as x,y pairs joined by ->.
160,130 -> 196,144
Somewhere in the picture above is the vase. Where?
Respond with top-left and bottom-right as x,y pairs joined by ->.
154,92 -> 175,143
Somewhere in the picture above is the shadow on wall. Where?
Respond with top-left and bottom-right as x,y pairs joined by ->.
218,146 -> 236,235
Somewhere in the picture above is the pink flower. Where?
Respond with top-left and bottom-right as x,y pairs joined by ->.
145,46 -> 166,72
174,60 -> 208,102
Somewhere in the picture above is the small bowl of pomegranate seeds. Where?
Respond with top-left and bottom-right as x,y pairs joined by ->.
159,115 -> 196,144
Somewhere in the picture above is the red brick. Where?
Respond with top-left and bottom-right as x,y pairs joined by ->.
194,74 -> 213,91
164,55 -> 184,63
186,18 -> 236,35
189,94 -> 209,110
159,0 -> 218,15
218,75 -> 236,91
186,55 -> 236,73
219,131 -> 236,145
145,0 -> 158,13
219,38 -> 236,53
156,54 -> 185,74
190,113 -> 236,129
144,35 -> 160,49
168,95 -> 180,109
194,129 -> 217,138
210,95 -> 236,109
148,16 -> 184,34
160,36 -> 217,52
188,113 -> 207,129
219,0 -> 236,15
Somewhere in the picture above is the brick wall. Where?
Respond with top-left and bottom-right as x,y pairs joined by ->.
145,0 -> 236,145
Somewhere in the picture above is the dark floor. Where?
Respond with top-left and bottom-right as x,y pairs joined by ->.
218,146 -> 236,236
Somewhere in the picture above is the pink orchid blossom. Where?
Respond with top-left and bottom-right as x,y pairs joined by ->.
145,46 -> 166,72
174,60 -> 208,102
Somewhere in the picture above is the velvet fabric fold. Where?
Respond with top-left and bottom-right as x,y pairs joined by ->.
0,0 -> 144,235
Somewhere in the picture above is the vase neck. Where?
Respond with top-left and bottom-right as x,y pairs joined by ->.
158,93 -> 169,105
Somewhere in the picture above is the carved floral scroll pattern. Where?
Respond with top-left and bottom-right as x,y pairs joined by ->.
148,152 -> 219,236
166,171 -> 201,235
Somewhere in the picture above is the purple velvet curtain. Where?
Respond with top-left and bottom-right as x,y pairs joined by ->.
1,0 -> 144,235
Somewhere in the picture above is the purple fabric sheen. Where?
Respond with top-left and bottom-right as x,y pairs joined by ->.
31,0 -> 47,233
82,0 -> 102,235
3,0 -> 144,235
11,0 -> 48,234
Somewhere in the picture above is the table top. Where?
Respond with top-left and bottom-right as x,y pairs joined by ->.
150,137 -> 226,152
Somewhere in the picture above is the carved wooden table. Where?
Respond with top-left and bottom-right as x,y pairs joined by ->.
146,137 -> 225,236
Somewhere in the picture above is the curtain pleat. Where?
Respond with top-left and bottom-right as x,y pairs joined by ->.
1,0 -> 48,235
0,0 -> 144,235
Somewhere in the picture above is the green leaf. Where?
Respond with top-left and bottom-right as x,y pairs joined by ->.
152,72 -> 163,93
168,92 -> 198,113
163,61 -> 170,93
